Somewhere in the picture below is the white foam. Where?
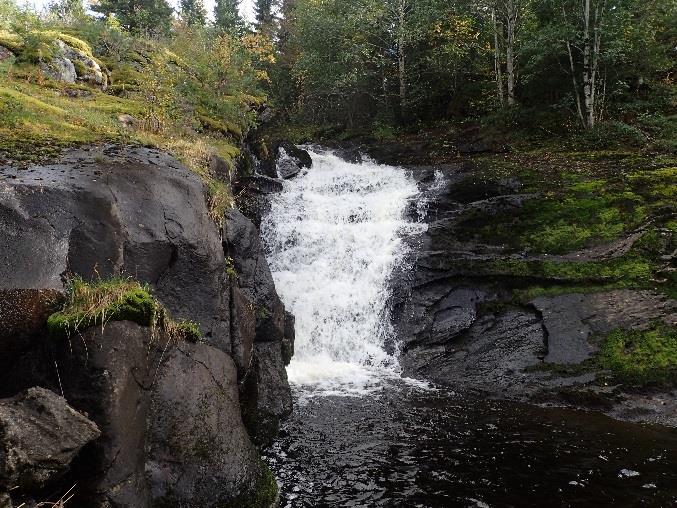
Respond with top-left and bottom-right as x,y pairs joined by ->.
261,149 -> 424,394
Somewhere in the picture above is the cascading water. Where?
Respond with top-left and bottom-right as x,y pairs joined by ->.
261,148 -> 423,395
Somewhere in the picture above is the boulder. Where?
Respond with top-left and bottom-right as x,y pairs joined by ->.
0,387 -> 100,491
0,145 -> 231,354
40,55 -> 76,84
147,341 -> 265,506
276,142 -> 312,179
0,46 -> 14,62
240,342 -> 293,446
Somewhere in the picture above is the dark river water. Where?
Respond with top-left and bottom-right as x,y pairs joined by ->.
264,381 -> 677,508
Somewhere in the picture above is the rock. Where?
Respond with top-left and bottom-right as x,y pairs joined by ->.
276,142 -> 312,179
276,148 -> 302,179
40,56 -> 76,84
0,387 -> 100,491
0,145 -> 293,505
117,114 -> 138,129
240,342 -> 293,446
282,310 -> 295,366
0,145 -> 231,354
0,289 -> 63,398
147,341 -> 265,506
241,174 -> 284,194
231,285 -> 256,374
37,40 -> 107,88
57,40 -> 107,89
0,46 -> 14,62
53,321 -> 157,506
210,153 -> 232,183
224,208 -> 286,344
532,290 -> 677,364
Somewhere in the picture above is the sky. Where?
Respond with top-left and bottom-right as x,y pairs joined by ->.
17,0 -> 257,22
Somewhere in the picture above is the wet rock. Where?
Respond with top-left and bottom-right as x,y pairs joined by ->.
231,284 -> 256,374
0,387 -> 100,491
241,342 -> 293,446
147,341 -> 263,506
282,310 -> 295,366
224,208 -> 286,344
532,294 -> 596,364
276,142 -> 312,179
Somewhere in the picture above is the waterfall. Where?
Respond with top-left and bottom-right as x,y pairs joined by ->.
261,148 -> 423,395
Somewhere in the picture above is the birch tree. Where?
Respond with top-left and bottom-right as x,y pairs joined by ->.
559,0 -> 608,128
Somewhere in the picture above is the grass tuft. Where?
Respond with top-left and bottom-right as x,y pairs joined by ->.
47,276 -> 203,344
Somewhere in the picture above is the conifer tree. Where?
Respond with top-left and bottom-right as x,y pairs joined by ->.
180,0 -> 207,27
255,0 -> 276,36
94,0 -> 173,36
214,0 -> 241,32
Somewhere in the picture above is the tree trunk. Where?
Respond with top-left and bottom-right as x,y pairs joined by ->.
397,0 -> 406,111
492,8 -> 505,107
505,0 -> 516,106
582,0 -> 595,128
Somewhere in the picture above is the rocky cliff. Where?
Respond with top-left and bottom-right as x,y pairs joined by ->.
0,145 -> 294,506
389,158 -> 676,427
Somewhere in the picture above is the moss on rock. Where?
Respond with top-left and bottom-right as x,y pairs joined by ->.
599,325 -> 677,386
47,277 -> 157,338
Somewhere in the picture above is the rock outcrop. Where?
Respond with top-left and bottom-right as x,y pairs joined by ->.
389,160 -> 677,427
0,387 -> 100,492
0,145 -> 294,506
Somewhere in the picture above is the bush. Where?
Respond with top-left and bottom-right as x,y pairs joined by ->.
574,121 -> 647,150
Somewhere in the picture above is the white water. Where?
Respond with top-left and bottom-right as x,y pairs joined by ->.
261,148 -> 425,396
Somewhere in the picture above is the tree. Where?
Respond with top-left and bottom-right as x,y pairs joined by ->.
255,0 -> 276,36
49,0 -> 86,23
93,0 -> 174,36
180,0 -> 207,27
214,0 -> 242,32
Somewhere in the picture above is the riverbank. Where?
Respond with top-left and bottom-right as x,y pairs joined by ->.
344,138 -> 677,427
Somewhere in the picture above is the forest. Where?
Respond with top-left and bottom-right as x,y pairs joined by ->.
1,0 -> 675,153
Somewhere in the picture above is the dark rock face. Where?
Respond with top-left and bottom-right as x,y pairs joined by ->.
224,208 -> 293,443
147,342 -> 262,507
391,161 -> 676,426
0,146 -> 294,506
0,145 -> 230,352
241,343 -> 293,447
54,321 -> 157,506
0,387 -> 100,491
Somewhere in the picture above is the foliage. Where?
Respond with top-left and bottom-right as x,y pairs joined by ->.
93,0 -> 173,36
599,325 -> 677,386
47,277 -> 157,338
47,276 -> 205,343
269,0 -> 675,143
180,0 -> 207,27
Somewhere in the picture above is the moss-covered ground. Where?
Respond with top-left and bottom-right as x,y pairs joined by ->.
0,26 -> 265,221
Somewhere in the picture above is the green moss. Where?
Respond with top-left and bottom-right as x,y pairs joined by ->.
47,277 -> 157,339
598,325 -> 677,386
198,113 -> 243,139
174,320 -> 202,343
221,462 -> 278,508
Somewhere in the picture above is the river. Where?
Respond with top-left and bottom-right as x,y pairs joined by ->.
260,148 -> 677,507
